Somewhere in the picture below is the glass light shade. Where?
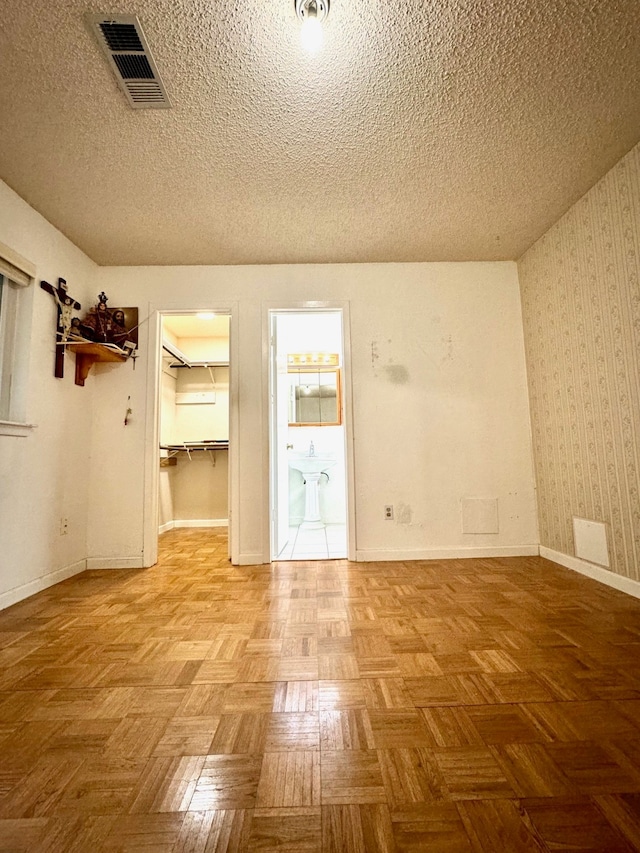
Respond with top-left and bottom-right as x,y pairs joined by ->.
300,16 -> 323,53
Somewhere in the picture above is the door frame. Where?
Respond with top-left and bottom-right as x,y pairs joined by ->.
142,300 -> 239,567
262,301 -> 356,563
269,312 -> 292,558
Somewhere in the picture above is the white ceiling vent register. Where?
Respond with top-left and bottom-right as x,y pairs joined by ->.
88,15 -> 171,109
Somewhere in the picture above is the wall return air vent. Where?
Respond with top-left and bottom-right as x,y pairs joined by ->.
88,14 -> 171,109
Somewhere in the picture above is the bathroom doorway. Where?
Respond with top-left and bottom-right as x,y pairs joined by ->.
269,309 -> 351,561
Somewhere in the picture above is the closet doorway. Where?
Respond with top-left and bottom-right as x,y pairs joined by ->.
158,313 -> 231,549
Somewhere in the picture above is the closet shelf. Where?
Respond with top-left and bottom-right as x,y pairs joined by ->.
162,339 -> 228,369
160,440 -> 229,465
168,361 -> 228,369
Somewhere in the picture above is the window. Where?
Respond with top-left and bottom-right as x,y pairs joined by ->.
0,241 -> 35,433
0,275 -> 20,417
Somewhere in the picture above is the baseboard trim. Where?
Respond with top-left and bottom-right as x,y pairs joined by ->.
355,545 -> 540,562
540,546 -> 640,599
159,519 -> 229,534
0,559 -> 86,611
238,552 -> 267,566
86,557 -> 145,570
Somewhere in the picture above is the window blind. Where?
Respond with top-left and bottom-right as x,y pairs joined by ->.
0,241 -> 35,287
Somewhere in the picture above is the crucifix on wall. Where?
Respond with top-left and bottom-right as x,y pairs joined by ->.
40,277 -> 81,378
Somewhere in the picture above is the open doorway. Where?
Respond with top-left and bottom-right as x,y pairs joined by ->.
269,309 -> 349,561
158,313 -> 231,549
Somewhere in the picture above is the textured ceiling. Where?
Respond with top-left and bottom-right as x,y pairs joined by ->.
1,0 -> 639,266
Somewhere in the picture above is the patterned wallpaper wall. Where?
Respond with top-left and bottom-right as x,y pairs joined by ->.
518,142 -> 640,580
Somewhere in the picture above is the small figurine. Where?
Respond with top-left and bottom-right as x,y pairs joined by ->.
68,317 -> 86,340
56,288 -> 76,342
80,292 -> 114,343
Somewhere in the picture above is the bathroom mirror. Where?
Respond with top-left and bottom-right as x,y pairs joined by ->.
288,369 -> 342,426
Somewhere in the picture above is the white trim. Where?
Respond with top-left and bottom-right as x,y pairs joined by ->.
1,274 -> 34,424
356,545 -> 540,561
143,307 -> 161,567
540,545 -> 640,599
86,556 -> 145,570
0,559 -> 86,611
143,302 -> 238,569
0,240 -> 35,286
0,420 -> 37,436
238,552 -> 267,565
228,306 -> 240,565
158,518 -> 229,534
262,307 -> 272,563
341,302 -> 357,563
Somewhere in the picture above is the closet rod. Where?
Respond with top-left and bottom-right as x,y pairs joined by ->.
169,361 -> 228,369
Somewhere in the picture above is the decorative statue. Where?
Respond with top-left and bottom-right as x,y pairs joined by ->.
80,292 -> 115,343
79,293 -> 135,351
55,288 -> 76,342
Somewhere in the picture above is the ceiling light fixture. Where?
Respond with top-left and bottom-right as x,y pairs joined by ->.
295,0 -> 329,53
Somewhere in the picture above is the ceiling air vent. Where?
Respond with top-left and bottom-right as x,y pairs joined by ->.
88,14 -> 171,109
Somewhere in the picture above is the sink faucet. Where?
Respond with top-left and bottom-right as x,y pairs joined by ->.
309,440 -> 315,457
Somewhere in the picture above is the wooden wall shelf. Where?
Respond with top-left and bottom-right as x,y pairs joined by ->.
66,342 -> 127,386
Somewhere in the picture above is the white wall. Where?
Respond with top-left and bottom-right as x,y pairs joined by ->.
158,461 -> 176,530
350,269 -> 538,558
172,452 -> 229,523
174,366 -> 229,443
91,262 -> 538,564
0,180 -> 97,606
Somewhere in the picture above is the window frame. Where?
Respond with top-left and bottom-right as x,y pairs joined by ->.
0,241 -> 36,436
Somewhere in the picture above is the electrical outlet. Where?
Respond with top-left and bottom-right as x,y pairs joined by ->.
384,505 -> 394,520
60,517 -> 68,535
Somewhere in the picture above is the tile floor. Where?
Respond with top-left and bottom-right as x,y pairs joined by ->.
276,524 -> 347,560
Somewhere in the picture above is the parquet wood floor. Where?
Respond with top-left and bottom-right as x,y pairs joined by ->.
1,529 -> 640,851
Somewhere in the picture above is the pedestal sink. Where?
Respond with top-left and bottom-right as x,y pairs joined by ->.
289,452 -> 337,528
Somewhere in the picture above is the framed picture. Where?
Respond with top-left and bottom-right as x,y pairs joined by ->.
111,307 -> 139,346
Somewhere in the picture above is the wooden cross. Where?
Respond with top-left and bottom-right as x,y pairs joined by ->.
40,278 -> 81,379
